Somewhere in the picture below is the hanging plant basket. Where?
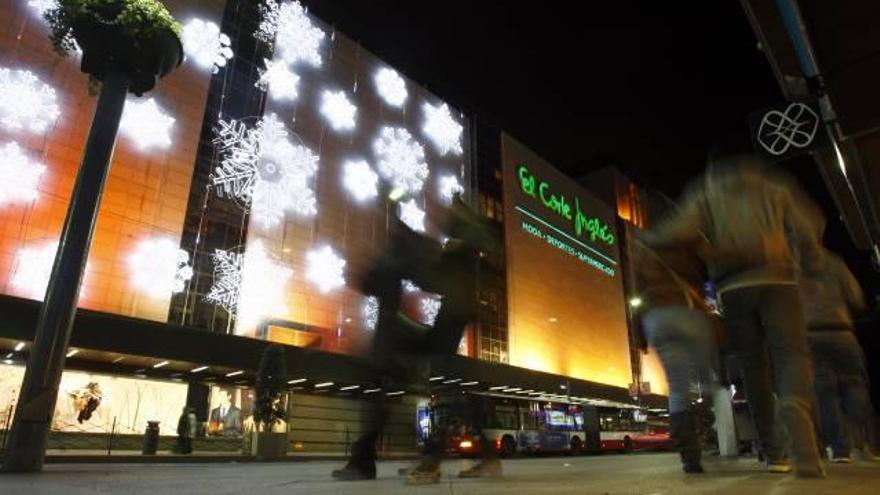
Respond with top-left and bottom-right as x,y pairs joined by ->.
73,19 -> 182,95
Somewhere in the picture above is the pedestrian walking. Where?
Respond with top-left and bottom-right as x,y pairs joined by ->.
176,406 -> 196,455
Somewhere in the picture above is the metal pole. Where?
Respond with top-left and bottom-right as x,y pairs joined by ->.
2,71 -> 130,473
108,416 -> 116,456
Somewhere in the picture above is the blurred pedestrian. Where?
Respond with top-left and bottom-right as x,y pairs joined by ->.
644,153 -> 825,478
176,406 -> 196,455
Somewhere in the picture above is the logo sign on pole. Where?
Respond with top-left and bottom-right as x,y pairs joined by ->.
749,101 -> 824,161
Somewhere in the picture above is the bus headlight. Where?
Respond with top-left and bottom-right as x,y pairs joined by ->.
459,439 -> 473,449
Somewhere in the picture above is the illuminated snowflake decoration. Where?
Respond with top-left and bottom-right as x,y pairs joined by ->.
373,127 -> 429,195
182,19 -> 234,73
10,240 -> 58,299
342,159 -> 378,202
205,248 -> 243,313
320,90 -> 357,132
399,199 -> 426,232
238,240 -> 293,327
422,102 -> 463,156
0,67 -> 60,133
419,296 -> 442,326
127,238 -> 193,298
212,114 -> 319,226
255,0 -> 325,67
256,58 -> 300,101
27,0 -> 56,15
305,245 -> 346,293
119,98 -> 175,150
439,175 -> 464,205
402,279 -> 420,293
362,295 -> 379,331
375,68 -> 407,107
0,142 -> 45,204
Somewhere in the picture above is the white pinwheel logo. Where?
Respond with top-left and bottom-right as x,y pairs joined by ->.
756,103 -> 820,156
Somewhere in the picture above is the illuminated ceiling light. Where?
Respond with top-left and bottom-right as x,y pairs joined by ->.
4,353 -> 11,359
528,391 -> 542,396
339,385 -> 360,391
548,317 -> 558,323
342,159 -> 378,202
422,102 -> 463,156
127,237 -> 193,298
0,67 -> 60,133
225,370 -> 244,377
28,0 -> 56,15
320,90 -> 357,132
112,356 -> 125,364
314,382 -> 334,388
256,58 -> 300,100
212,114 -> 319,226
460,381 -> 478,386
373,127 -> 429,195
191,366 -> 209,373
442,378 -> 461,384
11,240 -> 58,299
237,240 -> 293,326
629,297 -> 643,308
559,384 -> 568,390
419,296 -> 441,326
305,245 -> 346,293
439,175 -> 464,205
14,342 -> 25,352
428,376 -> 445,382
288,378 -> 306,384
255,0 -> 325,67
205,248 -> 243,314
0,142 -> 46,205
182,18 -> 234,73
374,68 -> 407,107
503,387 -> 522,393
361,295 -> 379,331
153,361 -> 169,369
489,385 -> 506,391
386,390 -> 405,397
66,349 -> 79,358
398,199 -> 426,233
3,360 -> 12,365
363,388 -> 381,394
119,97 -> 175,150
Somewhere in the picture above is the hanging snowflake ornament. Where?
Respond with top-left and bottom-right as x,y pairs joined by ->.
255,0 -> 325,67
119,98 -> 175,150
375,68 -> 407,108
127,238 -> 193,298
320,90 -> 357,132
0,142 -> 46,205
237,240 -> 293,328
205,248 -> 243,314
399,199 -> 426,232
373,127 -> 429,195
362,295 -> 379,331
401,279 -> 420,293
422,102 -> 463,156
27,0 -> 57,15
419,296 -> 442,326
439,175 -> 465,205
342,159 -> 378,202
11,240 -> 58,299
255,58 -> 300,101
0,67 -> 60,134
305,245 -> 346,293
182,18 -> 234,73
211,114 -> 319,226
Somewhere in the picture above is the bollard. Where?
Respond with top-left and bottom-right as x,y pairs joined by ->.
142,421 -> 160,455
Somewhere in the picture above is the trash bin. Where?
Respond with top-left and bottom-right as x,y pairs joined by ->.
142,421 -> 160,455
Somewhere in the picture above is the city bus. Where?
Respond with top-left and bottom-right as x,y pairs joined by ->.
419,391 -> 667,456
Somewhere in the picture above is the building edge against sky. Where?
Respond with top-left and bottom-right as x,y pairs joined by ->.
0,0 -> 666,452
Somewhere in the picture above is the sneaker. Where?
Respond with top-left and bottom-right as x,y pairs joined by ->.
830,456 -> 852,464
406,467 -> 441,485
332,464 -> 377,481
458,460 -> 503,478
767,462 -> 793,474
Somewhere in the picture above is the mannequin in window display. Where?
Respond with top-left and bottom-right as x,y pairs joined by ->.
70,381 -> 103,424
208,389 -> 242,436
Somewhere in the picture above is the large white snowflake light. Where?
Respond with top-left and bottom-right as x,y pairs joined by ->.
362,295 -> 379,331
256,58 -> 300,101
439,175 -> 465,205
205,248 -> 243,313
402,279 -> 420,293
422,102 -> 463,156
342,159 -> 378,202
127,237 -> 193,298
420,296 -> 442,326
0,142 -> 46,205
182,18 -> 234,73
119,98 -> 175,150
373,127 -> 429,195
305,245 -> 346,293
0,67 -> 60,133
10,240 -> 58,299
212,114 -> 319,226
375,68 -> 407,107
27,0 -> 56,15
238,240 -> 293,328
320,90 -> 357,132
255,0 -> 325,67
399,199 -> 426,232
